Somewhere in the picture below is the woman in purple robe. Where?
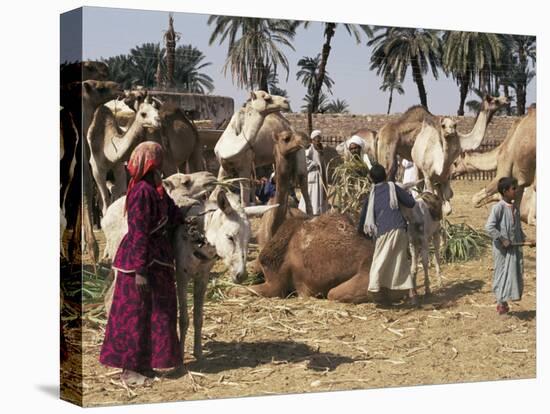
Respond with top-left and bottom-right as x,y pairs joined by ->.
99,141 -> 183,385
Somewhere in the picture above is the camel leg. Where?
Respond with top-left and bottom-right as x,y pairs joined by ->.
192,273 -> 208,359
327,271 -> 371,303
298,174 -> 313,215
175,267 -> 190,364
473,178 -> 499,207
103,270 -> 116,317
188,141 -> 206,173
89,158 -> 111,216
111,163 -> 128,202
377,140 -> 398,180
432,231 -> 442,288
245,265 -> 290,298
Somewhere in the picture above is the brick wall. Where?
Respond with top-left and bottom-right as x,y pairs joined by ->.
284,113 -> 519,144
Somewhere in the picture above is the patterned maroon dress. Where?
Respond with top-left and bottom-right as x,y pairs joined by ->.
99,179 -> 183,371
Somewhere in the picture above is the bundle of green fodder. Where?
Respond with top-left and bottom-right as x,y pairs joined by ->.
442,219 -> 490,263
327,157 -> 371,217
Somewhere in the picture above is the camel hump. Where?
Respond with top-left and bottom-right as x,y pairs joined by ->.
419,192 -> 443,221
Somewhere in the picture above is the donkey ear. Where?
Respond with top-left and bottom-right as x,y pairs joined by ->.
216,191 -> 234,215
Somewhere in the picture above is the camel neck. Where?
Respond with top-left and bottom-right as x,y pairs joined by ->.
458,109 -> 490,150
463,145 -> 500,172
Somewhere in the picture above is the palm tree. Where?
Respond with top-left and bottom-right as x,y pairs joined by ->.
296,55 -> 334,92
508,35 -> 536,115
301,22 -> 374,133
369,27 -> 441,109
173,45 -> 214,93
442,31 -> 504,115
128,43 -> 165,88
163,13 -> 181,88
208,16 -> 297,91
379,72 -> 404,114
266,69 -> 288,97
301,91 -> 330,113
325,98 -> 350,114
103,54 -> 135,89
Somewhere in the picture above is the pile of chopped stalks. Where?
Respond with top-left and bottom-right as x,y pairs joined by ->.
442,219 -> 490,263
327,157 -> 371,216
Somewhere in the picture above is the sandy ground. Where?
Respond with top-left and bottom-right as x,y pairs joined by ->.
60,180 -> 536,407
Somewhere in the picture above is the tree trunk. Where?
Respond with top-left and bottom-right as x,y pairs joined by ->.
165,14 -> 177,89
517,42 -> 528,115
387,90 -> 393,114
411,56 -> 428,108
457,74 -> 469,116
309,22 -> 336,135
504,85 -> 512,116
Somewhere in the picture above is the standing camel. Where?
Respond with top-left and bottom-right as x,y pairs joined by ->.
87,94 -> 161,215
214,91 -> 312,213
471,106 -> 536,210
376,96 -> 509,180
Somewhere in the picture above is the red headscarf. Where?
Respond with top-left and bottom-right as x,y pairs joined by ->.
125,141 -> 164,212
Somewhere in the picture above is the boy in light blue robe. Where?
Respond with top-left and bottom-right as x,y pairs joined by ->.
485,177 -> 534,315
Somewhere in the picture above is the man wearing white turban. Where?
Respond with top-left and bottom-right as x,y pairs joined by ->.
337,135 -> 373,169
299,130 -> 328,215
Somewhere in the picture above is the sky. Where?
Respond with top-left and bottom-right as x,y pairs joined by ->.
63,6 -> 536,116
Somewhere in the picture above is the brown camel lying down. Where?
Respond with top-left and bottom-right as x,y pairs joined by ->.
245,213 -> 375,303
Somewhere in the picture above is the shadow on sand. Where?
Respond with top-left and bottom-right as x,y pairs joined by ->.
186,340 -> 355,374
420,279 -> 485,309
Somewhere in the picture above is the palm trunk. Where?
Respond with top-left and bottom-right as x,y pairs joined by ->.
504,85 -> 512,116
165,14 -> 176,89
457,74 -> 469,116
411,56 -> 428,108
309,22 -> 336,135
387,90 -> 393,114
517,44 -> 528,115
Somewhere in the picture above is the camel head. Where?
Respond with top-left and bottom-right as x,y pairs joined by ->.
82,80 -> 123,106
214,91 -> 291,162
246,90 -> 290,116
440,118 -> 457,138
480,95 -> 510,114
163,172 -> 217,205
133,95 -> 161,130
203,191 -> 278,283
272,130 -> 304,158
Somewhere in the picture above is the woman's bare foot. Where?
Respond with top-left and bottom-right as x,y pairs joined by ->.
121,369 -> 151,386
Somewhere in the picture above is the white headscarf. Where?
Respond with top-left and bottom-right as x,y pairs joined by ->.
347,135 -> 365,149
311,130 -> 322,139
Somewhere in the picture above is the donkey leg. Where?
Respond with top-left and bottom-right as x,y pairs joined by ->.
192,273 -> 208,359
175,268 -> 190,364
421,239 -> 431,296
433,231 -> 443,288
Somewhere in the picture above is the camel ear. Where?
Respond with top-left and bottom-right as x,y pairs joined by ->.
249,91 -> 257,101
216,191 -> 234,215
83,80 -> 92,93
152,97 -> 163,109
272,131 -> 278,142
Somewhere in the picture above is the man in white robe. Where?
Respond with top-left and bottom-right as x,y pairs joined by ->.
299,130 -> 328,215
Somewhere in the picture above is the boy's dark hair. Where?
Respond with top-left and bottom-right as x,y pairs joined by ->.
369,163 -> 387,184
497,177 -> 518,195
